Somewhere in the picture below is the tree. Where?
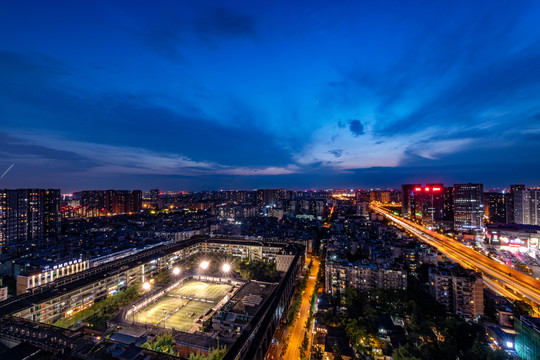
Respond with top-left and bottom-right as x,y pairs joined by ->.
302,331 -> 309,350
312,346 -> 324,360
392,343 -> 422,360
513,300 -> 533,319
332,343 -> 343,360
142,333 -> 177,355
188,343 -> 227,360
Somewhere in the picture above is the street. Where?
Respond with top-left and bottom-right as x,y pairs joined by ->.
372,204 -> 540,308
281,257 -> 320,360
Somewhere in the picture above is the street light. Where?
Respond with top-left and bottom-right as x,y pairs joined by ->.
200,260 -> 209,270
173,267 -> 181,276
222,263 -> 231,273
142,282 -> 151,291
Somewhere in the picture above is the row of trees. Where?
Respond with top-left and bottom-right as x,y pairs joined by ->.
238,260 -> 280,282
53,281 -> 142,330
319,282 -> 514,360
142,333 -> 227,359
286,274 -> 308,325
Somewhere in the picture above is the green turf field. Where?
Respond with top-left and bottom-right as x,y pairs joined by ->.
133,297 -> 189,326
165,300 -> 214,331
170,280 -> 232,303
133,281 -> 232,331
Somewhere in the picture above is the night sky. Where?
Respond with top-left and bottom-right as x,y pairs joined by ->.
1,1 -> 540,191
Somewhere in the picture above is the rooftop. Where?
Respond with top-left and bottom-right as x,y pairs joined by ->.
229,281 -> 277,317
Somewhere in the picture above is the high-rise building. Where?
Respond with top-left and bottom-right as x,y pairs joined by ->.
256,189 -> 286,207
515,316 -> 540,360
484,192 -> 507,224
0,189 -> 61,251
380,191 -> 392,204
514,190 -> 534,225
355,190 -> 370,203
76,190 -> 143,217
513,189 -> 540,226
417,184 -> 444,227
453,183 -> 484,231
44,189 -> 61,241
150,188 -> 160,209
507,185 -> 526,224
401,184 -> 421,220
443,186 -> 454,226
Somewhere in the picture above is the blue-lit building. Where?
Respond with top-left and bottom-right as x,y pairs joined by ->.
515,315 -> 540,360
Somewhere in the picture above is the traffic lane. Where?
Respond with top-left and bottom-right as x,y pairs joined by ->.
372,206 -> 540,303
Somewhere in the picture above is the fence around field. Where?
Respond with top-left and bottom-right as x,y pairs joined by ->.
125,275 -> 244,324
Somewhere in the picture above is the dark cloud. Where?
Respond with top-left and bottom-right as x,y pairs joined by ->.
348,120 -> 364,136
0,51 -> 292,169
195,7 -> 257,39
139,22 -> 184,62
328,149 -> 343,158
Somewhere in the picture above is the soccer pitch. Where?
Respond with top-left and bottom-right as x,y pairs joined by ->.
133,280 -> 232,332
171,280 -> 232,303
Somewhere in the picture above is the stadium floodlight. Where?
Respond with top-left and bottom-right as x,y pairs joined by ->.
172,267 -> 181,275
222,263 -> 231,273
142,282 -> 151,291
200,260 -> 209,270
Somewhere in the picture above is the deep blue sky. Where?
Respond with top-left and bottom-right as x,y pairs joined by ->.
1,1 -> 540,191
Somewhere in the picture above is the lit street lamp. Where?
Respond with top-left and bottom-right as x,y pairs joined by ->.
222,263 -> 231,273
142,282 -> 151,291
200,260 -> 209,281
173,267 -> 181,276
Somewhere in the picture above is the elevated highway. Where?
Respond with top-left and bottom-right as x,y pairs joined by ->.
371,204 -> 540,308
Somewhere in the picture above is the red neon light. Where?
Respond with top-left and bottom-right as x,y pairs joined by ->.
433,187 -> 441,191
425,187 -> 430,192
414,187 -> 421,192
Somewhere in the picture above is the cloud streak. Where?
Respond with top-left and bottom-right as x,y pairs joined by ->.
3,131 -> 299,177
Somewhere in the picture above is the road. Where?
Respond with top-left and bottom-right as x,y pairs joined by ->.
282,257 -> 320,360
371,204 -> 540,307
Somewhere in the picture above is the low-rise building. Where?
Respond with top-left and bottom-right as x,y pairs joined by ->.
0,286 -> 7,301
16,259 -> 90,295
325,259 -> 407,296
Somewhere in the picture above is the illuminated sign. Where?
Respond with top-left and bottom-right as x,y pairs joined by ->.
425,187 -> 430,191
433,187 -> 441,191
414,187 -> 421,192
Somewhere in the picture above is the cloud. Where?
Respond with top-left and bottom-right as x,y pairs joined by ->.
328,149 -> 343,158
294,122 -> 476,170
0,51 -> 295,168
195,7 -> 257,39
219,166 -> 299,176
2,131 -> 300,177
348,120 -> 364,136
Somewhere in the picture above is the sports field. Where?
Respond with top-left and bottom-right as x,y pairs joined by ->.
133,280 -> 232,331
170,280 -> 232,303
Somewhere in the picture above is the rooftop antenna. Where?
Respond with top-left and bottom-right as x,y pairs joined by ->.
0,164 -> 14,179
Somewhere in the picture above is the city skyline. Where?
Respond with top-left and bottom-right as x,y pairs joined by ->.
2,1 -> 540,191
